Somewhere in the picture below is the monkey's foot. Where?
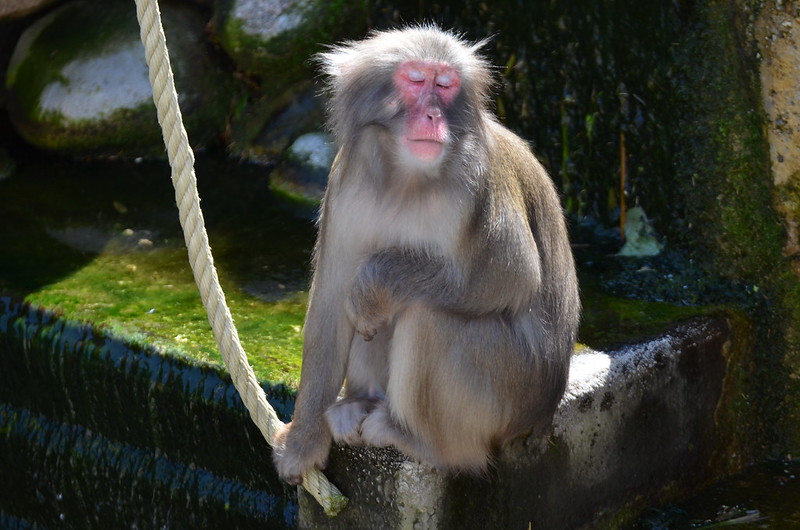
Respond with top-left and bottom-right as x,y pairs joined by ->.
358,403 -> 397,448
359,403 -> 439,465
272,422 -> 331,485
325,396 -> 382,445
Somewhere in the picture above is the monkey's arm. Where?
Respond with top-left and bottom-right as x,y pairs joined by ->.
347,222 -> 540,339
346,248 -> 460,339
272,188 -> 358,484
272,280 -> 354,484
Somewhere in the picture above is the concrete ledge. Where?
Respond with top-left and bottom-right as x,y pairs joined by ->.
300,316 -> 736,529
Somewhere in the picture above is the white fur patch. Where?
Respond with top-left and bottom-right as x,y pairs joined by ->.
329,178 -> 467,260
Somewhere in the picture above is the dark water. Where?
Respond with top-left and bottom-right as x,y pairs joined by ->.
633,460 -> 800,529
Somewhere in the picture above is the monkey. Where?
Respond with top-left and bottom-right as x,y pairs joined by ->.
272,25 -> 580,485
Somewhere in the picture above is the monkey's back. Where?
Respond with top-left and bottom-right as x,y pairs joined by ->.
487,118 -> 581,346
480,119 -> 580,424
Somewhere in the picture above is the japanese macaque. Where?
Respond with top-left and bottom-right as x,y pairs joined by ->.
272,26 -> 580,485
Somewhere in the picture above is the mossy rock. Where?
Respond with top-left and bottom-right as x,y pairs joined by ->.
269,132 -> 332,218
5,0 -> 232,156
212,0 -> 367,88
230,79 -> 326,161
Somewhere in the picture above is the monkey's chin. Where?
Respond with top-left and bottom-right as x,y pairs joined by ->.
403,138 -> 445,163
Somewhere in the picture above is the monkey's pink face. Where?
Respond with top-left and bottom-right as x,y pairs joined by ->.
393,61 -> 461,163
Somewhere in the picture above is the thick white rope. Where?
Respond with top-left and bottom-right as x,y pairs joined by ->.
133,0 -> 347,516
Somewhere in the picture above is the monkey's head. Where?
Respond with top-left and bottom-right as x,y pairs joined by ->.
317,26 -> 494,175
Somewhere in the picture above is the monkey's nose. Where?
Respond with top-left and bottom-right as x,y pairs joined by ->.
426,107 -> 442,120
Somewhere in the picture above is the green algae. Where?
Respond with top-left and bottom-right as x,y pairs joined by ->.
579,288 -> 706,349
20,248 -> 307,385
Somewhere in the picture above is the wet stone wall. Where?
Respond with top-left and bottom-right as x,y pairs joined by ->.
0,297 -> 296,528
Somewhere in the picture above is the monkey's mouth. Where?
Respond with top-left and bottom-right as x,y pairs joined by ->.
404,138 -> 444,161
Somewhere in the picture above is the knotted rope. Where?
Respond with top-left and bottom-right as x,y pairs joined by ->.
133,0 -> 347,516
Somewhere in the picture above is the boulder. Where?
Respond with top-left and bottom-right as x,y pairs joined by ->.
213,0 -> 367,88
230,80 -> 326,161
5,0 -> 231,157
269,131 -> 333,218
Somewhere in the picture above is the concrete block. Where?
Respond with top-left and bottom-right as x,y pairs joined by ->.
299,316 -> 733,529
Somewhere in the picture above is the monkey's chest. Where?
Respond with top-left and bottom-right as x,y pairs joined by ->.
332,188 -> 465,255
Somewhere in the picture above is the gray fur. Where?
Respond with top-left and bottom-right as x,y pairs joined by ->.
272,26 -> 580,485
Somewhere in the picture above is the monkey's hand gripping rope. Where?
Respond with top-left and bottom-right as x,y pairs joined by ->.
133,0 -> 347,516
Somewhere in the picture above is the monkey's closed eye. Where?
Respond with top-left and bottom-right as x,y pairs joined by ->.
407,69 -> 425,83
435,74 -> 453,88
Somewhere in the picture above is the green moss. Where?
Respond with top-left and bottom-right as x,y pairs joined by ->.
775,275 -> 800,450
16,104 -> 163,155
267,182 -> 321,220
579,286 -> 706,349
0,156 -> 314,387
17,248 -> 306,386
12,248 -> 308,386
673,2 -> 782,278
709,310 -> 760,472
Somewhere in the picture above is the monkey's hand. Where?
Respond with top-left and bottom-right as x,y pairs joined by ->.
345,285 -> 391,341
271,421 -> 331,485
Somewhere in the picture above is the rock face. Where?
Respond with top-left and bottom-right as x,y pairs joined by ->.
4,0 -> 231,156
756,5 -> 800,266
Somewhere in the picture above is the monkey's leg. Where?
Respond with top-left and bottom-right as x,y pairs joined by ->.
272,290 -> 355,485
358,400 -> 439,463
325,326 -> 391,446
359,304 -> 539,472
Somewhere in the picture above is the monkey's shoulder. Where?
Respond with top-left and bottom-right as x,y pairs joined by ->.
482,119 -> 556,199
485,119 -> 541,167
